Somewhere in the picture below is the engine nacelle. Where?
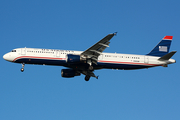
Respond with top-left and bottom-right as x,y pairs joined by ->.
61,69 -> 81,78
66,54 -> 86,63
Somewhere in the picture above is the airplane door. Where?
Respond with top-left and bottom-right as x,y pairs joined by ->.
144,56 -> 149,64
56,51 -> 60,57
21,48 -> 26,55
99,54 -> 103,60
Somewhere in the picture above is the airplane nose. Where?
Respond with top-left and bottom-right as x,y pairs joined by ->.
3,54 -> 8,60
3,53 -> 13,62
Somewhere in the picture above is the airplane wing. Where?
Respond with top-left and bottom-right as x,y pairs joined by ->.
81,32 -> 117,64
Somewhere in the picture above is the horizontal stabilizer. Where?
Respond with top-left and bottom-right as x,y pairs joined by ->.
158,51 -> 177,61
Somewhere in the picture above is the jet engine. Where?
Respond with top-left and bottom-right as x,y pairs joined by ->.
66,54 -> 86,63
61,69 -> 81,78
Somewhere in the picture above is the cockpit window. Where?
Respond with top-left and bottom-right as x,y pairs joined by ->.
11,50 -> 16,52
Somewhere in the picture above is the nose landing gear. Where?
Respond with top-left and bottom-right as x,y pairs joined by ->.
21,63 -> 25,72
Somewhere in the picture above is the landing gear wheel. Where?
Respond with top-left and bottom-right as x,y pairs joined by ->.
85,75 -> 90,81
89,66 -> 93,70
21,68 -> 24,72
21,63 -> 25,72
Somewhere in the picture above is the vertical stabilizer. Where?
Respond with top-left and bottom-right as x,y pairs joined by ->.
147,36 -> 173,57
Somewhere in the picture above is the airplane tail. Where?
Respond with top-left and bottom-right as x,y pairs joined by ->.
147,36 -> 173,57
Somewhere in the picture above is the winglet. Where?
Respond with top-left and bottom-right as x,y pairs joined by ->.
163,36 -> 173,40
113,32 -> 117,36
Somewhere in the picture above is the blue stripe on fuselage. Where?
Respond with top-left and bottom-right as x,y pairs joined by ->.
15,58 -> 67,66
15,58 -> 153,70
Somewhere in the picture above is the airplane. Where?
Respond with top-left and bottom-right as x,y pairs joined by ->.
3,33 -> 177,81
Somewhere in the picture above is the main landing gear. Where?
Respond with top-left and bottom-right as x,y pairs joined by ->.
21,63 -> 25,72
89,65 -> 93,70
85,75 -> 90,81
84,75 -> 99,81
87,59 -> 94,71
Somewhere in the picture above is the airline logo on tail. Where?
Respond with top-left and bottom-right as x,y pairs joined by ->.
159,46 -> 167,52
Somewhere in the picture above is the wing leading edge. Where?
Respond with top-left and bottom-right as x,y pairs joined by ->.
81,32 -> 117,64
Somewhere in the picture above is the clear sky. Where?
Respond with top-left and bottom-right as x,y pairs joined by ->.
0,0 -> 180,120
